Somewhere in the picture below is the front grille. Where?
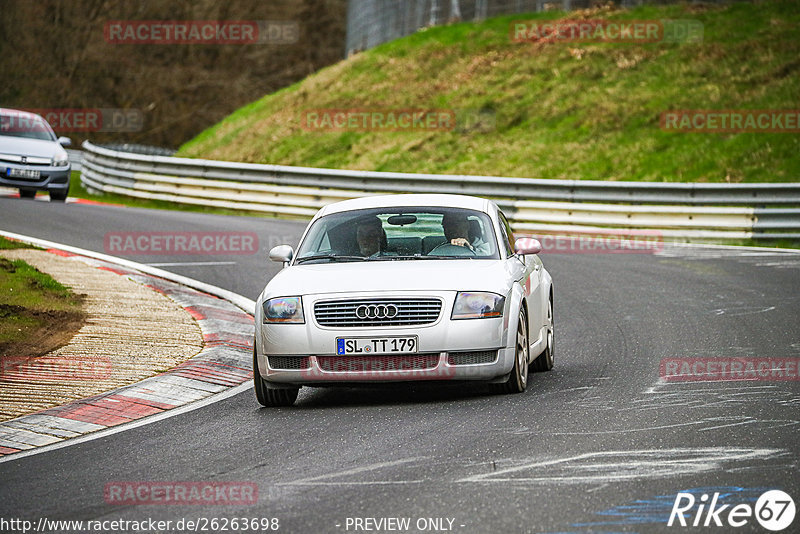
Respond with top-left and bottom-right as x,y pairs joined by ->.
0,154 -> 51,166
317,355 -> 439,372
314,298 -> 442,327
447,350 -> 497,366
267,356 -> 310,370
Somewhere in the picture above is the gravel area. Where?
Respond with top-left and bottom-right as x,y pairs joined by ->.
0,249 -> 203,421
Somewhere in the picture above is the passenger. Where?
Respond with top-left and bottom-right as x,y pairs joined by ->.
355,216 -> 387,257
441,212 -> 490,255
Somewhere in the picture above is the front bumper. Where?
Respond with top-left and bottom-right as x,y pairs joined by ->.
255,290 -> 516,385
0,161 -> 71,193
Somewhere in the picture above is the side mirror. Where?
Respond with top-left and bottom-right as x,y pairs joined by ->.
269,245 -> 294,266
514,237 -> 542,256
57,137 -> 72,147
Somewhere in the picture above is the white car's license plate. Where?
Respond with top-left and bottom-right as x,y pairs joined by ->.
7,168 -> 41,180
336,336 -> 418,355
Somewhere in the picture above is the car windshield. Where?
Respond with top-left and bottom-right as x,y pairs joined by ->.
295,207 -> 500,263
0,111 -> 56,141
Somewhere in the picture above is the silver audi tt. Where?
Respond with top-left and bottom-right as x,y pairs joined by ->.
254,194 -> 554,406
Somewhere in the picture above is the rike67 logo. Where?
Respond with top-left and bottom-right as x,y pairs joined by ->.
669,490 -> 795,531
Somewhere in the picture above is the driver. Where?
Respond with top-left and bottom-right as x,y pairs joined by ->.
355,216 -> 387,257
441,212 -> 490,255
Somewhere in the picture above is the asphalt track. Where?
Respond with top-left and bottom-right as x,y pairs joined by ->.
1,196 -> 799,534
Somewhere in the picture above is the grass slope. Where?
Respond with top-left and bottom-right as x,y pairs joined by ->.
178,0 -> 799,183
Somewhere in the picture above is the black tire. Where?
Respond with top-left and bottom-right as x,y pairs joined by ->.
501,307 -> 528,394
49,190 -> 67,202
531,298 -> 554,372
253,348 -> 299,407
19,189 -> 36,199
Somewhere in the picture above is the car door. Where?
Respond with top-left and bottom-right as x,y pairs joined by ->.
499,211 -> 543,344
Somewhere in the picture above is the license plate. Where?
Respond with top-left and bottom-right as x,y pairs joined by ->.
336,336 -> 418,355
7,168 -> 41,180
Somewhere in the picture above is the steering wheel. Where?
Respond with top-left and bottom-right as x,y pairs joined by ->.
428,243 -> 476,257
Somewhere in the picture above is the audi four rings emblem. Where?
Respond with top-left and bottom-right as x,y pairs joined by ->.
356,304 -> 399,319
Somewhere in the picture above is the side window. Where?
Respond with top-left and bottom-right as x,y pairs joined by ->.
498,212 -> 515,256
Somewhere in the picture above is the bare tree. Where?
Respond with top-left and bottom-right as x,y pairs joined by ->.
0,0 -> 347,147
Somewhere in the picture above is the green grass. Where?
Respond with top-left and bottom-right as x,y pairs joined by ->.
0,236 -> 37,250
177,0 -> 800,183
0,256 -> 84,349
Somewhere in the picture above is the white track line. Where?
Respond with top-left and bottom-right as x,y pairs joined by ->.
147,261 -> 238,267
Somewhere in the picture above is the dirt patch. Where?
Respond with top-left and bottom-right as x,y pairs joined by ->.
0,305 -> 86,362
0,255 -> 87,361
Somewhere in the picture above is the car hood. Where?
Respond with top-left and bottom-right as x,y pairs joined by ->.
0,136 -> 63,159
264,259 -> 518,297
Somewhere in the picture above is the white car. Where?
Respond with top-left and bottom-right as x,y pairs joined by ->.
0,108 -> 72,201
254,194 -> 554,406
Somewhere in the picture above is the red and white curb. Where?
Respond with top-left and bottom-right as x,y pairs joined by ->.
0,233 -> 256,459
0,187 -> 124,207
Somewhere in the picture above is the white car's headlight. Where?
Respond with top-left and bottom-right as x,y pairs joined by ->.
52,152 -> 69,167
263,297 -> 304,324
452,292 -> 505,320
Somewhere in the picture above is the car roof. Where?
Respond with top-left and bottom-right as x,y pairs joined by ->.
316,194 -> 496,218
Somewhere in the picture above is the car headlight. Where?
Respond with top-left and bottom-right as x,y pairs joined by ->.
452,292 -> 505,319
52,153 -> 69,167
263,297 -> 304,324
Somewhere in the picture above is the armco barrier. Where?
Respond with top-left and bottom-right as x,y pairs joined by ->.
80,141 -> 800,241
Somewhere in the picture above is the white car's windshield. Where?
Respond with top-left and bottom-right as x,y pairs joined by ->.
295,207 -> 499,263
0,111 -> 56,141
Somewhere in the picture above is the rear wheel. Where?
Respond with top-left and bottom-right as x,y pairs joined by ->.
531,298 -> 554,372
19,189 -> 36,199
501,308 -> 528,394
253,348 -> 299,407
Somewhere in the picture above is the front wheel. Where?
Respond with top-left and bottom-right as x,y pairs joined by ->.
19,189 -> 36,199
49,190 -> 67,202
253,348 -> 299,407
501,307 -> 528,394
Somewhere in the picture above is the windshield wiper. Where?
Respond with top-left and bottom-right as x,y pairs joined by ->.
372,254 -> 439,261
295,254 -> 368,264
